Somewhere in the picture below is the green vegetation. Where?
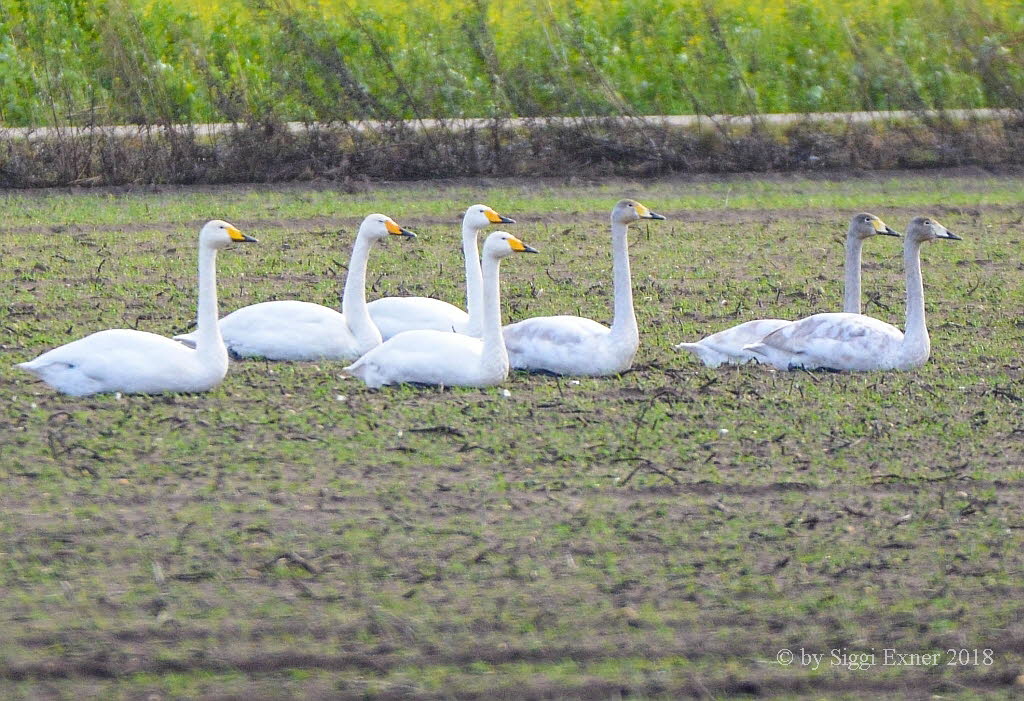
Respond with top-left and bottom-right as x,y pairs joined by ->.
2,0 -> 1023,127
1,173 -> 1023,697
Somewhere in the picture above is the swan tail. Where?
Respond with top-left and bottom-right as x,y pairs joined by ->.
344,358 -> 368,379
741,342 -> 776,367
674,342 -> 729,368
344,358 -> 384,388
15,360 -> 41,376
172,332 -> 198,349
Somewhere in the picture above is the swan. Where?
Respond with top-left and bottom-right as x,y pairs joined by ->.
743,216 -> 960,372
173,214 -> 416,361
501,199 -> 665,376
346,231 -> 538,388
367,204 -> 515,339
16,220 -> 256,396
675,213 -> 900,367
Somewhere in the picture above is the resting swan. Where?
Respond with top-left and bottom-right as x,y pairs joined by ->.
173,214 -> 416,361
502,199 -> 665,376
744,216 -> 960,372
16,220 -> 256,396
367,204 -> 515,339
346,231 -> 538,388
675,213 -> 900,367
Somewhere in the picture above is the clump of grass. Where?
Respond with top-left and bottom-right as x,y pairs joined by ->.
4,114 -> 1024,188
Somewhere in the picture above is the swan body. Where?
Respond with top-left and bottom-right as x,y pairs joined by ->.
367,297 -> 469,339
367,205 -> 515,339
347,329 -> 501,388
174,214 -> 416,361
503,199 -> 665,376
17,220 -> 256,396
742,313 -> 907,371
503,315 -> 635,376
194,300 -> 357,361
744,216 -> 959,372
676,213 -> 899,367
347,232 -> 538,388
675,319 -> 791,368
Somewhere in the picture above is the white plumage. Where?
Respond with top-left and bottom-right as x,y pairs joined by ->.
676,212 -> 900,367
674,319 -> 793,369
367,297 -> 468,340
347,232 -> 538,388
367,204 -> 515,339
744,216 -> 960,372
17,220 -> 256,396
502,199 -> 665,376
742,313 -> 906,371
173,214 -> 416,361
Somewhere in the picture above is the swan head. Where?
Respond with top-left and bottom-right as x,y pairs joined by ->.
359,213 -> 417,242
613,199 -> 666,225
200,220 -> 257,248
849,212 -> 899,239
465,204 -> 516,230
483,231 -> 539,258
906,216 -> 962,243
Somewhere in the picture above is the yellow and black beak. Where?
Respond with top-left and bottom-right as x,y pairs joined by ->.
508,236 -> 539,254
385,220 -> 418,238
635,203 -> 666,221
873,219 -> 900,237
486,209 -> 517,225
227,225 -> 258,243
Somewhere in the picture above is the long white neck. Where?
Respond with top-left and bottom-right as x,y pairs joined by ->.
842,232 -> 863,314
608,220 -> 637,345
194,244 -> 228,371
341,234 -> 383,352
479,252 -> 509,379
897,237 -> 930,366
462,219 -> 484,337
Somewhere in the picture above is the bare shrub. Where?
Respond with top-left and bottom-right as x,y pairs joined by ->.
2,113 -> 1023,189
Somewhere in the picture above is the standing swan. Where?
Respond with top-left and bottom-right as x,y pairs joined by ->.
346,232 -> 538,388
502,199 -> 665,376
16,220 -> 256,396
744,216 -> 960,372
675,213 -> 900,367
173,214 -> 416,361
367,204 -> 515,339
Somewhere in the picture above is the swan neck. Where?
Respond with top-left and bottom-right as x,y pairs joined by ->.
462,220 -> 484,336
609,220 -> 637,342
194,244 -> 226,365
341,233 -> 383,350
900,237 -> 929,361
843,232 -> 863,314
480,252 -> 509,375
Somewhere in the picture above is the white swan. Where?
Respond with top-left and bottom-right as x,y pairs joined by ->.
502,199 -> 665,376
367,204 -> 515,339
16,220 -> 256,396
675,213 -> 900,367
346,231 -> 538,388
173,214 -> 416,361
744,216 -> 960,372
